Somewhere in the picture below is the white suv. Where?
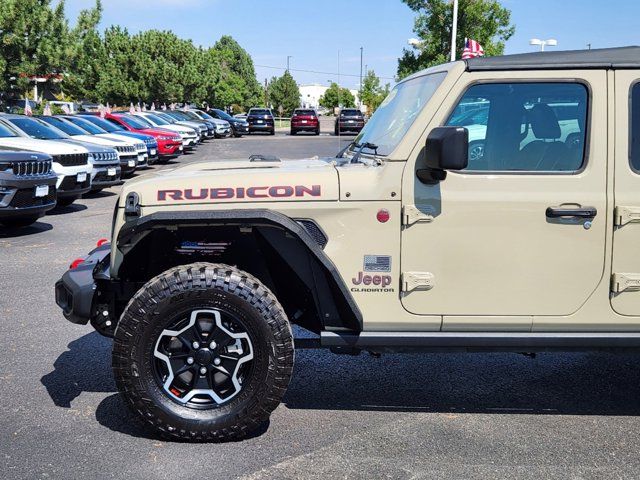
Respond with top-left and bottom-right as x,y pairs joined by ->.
0,116 -> 91,206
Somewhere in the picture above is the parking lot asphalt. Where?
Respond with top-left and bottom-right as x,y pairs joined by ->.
2,134 -> 640,480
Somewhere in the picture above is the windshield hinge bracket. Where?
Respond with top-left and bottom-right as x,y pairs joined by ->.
401,272 -> 435,293
612,273 -> 640,293
402,205 -> 434,227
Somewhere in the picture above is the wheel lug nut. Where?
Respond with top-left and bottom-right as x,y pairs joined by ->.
186,357 -> 194,365
214,358 -> 221,366
192,341 -> 200,349
209,341 -> 217,349
200,367 -> 207,375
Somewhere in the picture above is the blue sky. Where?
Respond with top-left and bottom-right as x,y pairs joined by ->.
62,0 -> 640,90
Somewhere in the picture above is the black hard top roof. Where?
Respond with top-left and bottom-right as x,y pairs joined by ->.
465,46 -> 640,71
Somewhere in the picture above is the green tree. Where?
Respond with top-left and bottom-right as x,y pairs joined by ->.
266,71 -> 300,115
0,0 -> 70,95
397,0 -> 515,79
360,70 -> 390,114
319,83 -> 355,110
213,36 -> 262,108
63,0 -> 104,100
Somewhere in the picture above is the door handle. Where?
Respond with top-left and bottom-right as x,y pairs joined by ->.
545,206 -> 597,218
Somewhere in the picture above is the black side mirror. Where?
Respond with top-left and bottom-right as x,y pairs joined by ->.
417,126 -> 469,184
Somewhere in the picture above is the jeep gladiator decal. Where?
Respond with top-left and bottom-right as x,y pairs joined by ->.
351,272 -> 394,293
157,185 -> 321,201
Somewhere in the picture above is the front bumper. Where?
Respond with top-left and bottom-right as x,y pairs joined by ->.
91,164 -> 122,188
0,176 -> 57,218
55,243 -> 110,325
57,174 -> 91,197
158,141 -> 183,156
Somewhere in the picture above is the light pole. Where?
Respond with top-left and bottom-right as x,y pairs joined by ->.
450,0 -> 458,62
530,38 -> 558,52
359,47 -> 363,108
286,56 -> 292,72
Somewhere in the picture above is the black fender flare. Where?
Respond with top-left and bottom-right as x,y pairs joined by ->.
116,208 -> 363,330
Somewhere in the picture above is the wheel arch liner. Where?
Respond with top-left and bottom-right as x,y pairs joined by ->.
115,209 -> 363,331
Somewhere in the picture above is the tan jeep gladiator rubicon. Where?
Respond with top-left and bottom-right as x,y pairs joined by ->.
55,46 -> 640,441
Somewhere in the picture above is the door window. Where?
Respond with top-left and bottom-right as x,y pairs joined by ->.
446,83 -> 588,172
630,82 -> 640,172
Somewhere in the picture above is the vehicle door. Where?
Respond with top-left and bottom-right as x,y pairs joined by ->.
611,72 -> 640,315
400,71 -> 608,330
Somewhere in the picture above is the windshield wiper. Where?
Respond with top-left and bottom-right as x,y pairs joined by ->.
336,141 -> 357,158
350,142 -> 379,164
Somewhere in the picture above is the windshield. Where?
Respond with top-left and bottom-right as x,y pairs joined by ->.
79,115 -> 125,132
294,109 -> 316,116
121,115 -> 151,130
155,112 -> 177,123
197,110 -> 215,120
354,72 -> 447,156
143,113 -> 169,126
39,116 -> 87,136
8,117 -> 69,140
0,122 -> 19,138
341,109 -> 362,117
211,108 -> 231,120
64,116 -> 106,134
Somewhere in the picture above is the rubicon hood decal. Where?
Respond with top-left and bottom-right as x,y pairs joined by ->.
120,158 -> 340,206
158,185 -> 321,201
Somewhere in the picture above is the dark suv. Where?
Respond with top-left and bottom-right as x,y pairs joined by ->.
290,109 -> 320,135
0,149 -> 57,227
334,108 -> 365,135
207,109 -> 249,137
247,108 -> 275,135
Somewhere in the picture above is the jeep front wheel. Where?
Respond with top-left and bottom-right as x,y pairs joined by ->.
112,262 -> 294,441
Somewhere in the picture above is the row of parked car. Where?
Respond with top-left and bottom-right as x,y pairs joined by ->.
0,108 -> 246,228
242,107 -> 366,136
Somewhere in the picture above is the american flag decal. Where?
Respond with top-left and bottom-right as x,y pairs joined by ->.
364,255 -> 391,272
461,38 -> 485,60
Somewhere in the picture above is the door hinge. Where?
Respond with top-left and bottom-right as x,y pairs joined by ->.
614,206 -> 640,226
612,273 -> 640,293
402,205 -> 434,226
401,271 -> 435,293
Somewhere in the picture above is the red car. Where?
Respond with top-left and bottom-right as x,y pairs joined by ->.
101,113 -> 184,160
290,109 -> 320,135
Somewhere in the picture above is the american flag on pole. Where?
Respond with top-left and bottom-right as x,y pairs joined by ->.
106,102 -> 111,114
24,98 -> 33,116
461,38 -> 485,59
99,104 -> 106,118
43,102 -> 52,116
129,102 -> 136,114
150,102 -> 155,111
61,104 -> 70,114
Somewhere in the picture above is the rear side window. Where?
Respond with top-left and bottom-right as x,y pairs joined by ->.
630,83 -> 640,171
446,82 -> 588,172
249,109 -> 271,116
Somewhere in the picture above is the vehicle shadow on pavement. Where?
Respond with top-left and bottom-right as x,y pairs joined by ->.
46,203 -> 88,216
41,331 -> 114,408
41,331 -> 270,441
0,221 -> 52,238
283,350 -> 640,416
82,190 -> 117,199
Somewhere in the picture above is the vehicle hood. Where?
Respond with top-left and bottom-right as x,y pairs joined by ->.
176,121 -> 205,130
140,128 -> 180,137
96,134 -> 137,146
0,137 -> 88,155
120,157 -> 339,207
70,134 -> 125,147
60,139 -> 117,154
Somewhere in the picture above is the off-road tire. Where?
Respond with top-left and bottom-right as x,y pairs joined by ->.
112,262 -> 294,442
290,129 -> 296,136
269,128 -> 275,136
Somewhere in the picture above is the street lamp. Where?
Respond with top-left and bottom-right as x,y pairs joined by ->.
530,38 -> 557,52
